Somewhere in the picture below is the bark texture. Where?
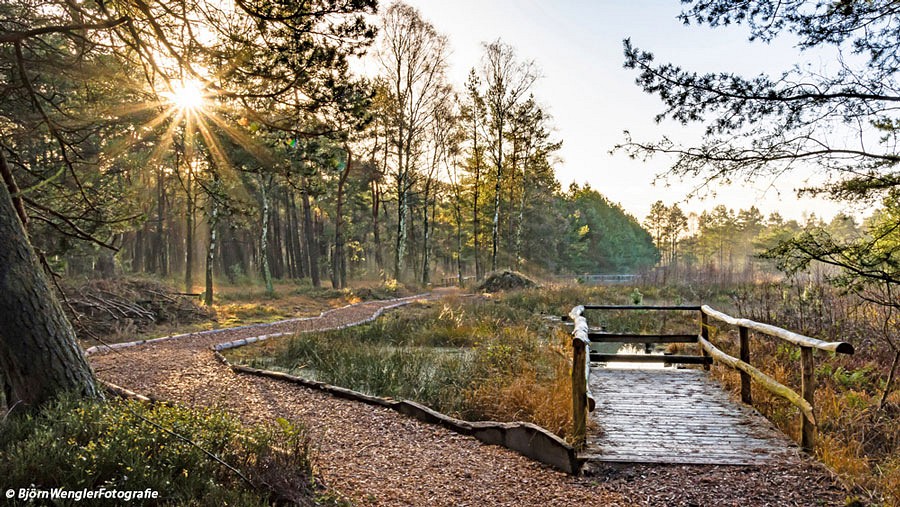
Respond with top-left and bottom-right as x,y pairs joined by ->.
0,162 -> 99,410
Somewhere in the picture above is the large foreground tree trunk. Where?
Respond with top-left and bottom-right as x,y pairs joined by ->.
0,153 -> 99,411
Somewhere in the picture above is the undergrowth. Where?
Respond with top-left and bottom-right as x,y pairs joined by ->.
232,294 -> 576,441
0,395 -> 342,506
702,281 -> 900,506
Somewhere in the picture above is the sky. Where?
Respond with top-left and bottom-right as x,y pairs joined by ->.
386,0 -> 859,223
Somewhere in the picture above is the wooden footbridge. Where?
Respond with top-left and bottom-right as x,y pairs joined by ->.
568,305 -> 854,465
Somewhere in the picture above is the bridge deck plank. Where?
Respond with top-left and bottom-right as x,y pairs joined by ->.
583,367 -> 800,465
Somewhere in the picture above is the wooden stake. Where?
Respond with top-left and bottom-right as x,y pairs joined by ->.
572,337 -> 587,448
700,311 -> 711,371
739,326 -> 752,405
800,346 -> 816,452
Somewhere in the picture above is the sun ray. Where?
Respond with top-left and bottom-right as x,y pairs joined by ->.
100,100 -> 171,119
143,109 -> 185,171
194,111 -> 236,178
104,107 -> 178,160
205,112 -> 278,167
184,112 -> 198,175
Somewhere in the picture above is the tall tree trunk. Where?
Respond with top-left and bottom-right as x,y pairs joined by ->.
456,201 -> 463,286
204,191 -> 218,306
289,192 -> 306,278
507,137 -> 518,263
333,146 -> 352,289
395,181 -> 408,281
373,129 -> 388,277
421,185 -> 431,286
184,165 -> 194,293
370,178 -> 383,276
514,143 -> 531,271
283,191 -> 298,278
258,174 -> 274,296
271,189 -> 286,280
155,164 -> 168,276
133,228 -> 145,273
515,169 -> 526,271
491,117 -> 504,272
0,152 -> 99,411
301,177 -> 320,287
394,141 -> 409,282
473,143 -> 482,281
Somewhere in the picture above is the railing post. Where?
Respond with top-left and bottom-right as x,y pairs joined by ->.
739,325 -> 752,404
699,310 -> 710,371
800,346 -> 816,452
572,337 -> 587,448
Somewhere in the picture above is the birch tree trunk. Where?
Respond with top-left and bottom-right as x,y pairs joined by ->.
184,164 -> 194,293
258,174 -> 274,296
204,193 -> 218,306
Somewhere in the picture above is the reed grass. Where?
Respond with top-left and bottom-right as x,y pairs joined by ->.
235,294 -> 576,440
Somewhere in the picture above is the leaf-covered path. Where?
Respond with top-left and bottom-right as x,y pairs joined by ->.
89,294 -> 847,506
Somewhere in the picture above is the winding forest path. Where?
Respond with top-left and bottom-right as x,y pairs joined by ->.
89,293 -> 847,506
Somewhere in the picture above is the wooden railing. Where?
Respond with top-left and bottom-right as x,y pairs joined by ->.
569,304 -> 854,451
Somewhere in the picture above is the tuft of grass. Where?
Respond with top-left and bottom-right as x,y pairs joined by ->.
215,303 -> 289,326
0,395 -> 337,506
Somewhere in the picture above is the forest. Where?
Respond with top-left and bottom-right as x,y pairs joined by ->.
3,0 -> 900,505
1,0 -> 658,306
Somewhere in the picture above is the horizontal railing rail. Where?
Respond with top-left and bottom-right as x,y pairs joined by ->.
582,304 -> 702,311
701,305 -> 854,354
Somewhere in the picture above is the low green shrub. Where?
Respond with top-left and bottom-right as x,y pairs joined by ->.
0,395 -> 332,506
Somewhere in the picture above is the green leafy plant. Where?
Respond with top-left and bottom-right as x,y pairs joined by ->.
0,395 -> 332,506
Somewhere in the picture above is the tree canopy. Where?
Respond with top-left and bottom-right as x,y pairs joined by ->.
0,0 -> 667,409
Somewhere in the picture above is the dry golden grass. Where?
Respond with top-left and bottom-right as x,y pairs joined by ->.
464,333 -> 574,440
708,327 -> 899,505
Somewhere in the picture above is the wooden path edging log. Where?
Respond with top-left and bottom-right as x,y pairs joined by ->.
215,342 -> 580,474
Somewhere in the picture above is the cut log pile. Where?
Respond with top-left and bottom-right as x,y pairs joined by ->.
63,278 -> 213,338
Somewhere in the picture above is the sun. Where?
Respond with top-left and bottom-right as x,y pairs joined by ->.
166,79 -> 206,111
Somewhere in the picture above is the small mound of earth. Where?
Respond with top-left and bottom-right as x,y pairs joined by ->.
63,278 -> 213,338
477,270 -> 538,292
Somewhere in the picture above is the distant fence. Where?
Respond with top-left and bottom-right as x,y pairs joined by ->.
557,274 -> 639,285
439,276 -> 475,287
